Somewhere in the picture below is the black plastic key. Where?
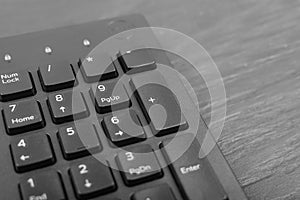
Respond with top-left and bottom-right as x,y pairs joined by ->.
132,184 -> 177,200
80,53 -> 118,83
102,109 -> 146,147
117,145 -> 162,186
130,71 -> 188,136
101,198 -> 120,200
90,81 -> 131,114
19,171 -> 66,200
0,70 -> 35,102
100,198 -> 120,200
47,90 -> 89,124
58,122 -> 101,160
118,49 -> 156,74
10,134 -> 55,172
38,61 -> 76,92
161,134 -> 228,200
69,158 -> 116,199
2,100 -> 45,135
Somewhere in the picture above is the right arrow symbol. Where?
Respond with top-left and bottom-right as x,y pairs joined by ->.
115,131 -> 123,136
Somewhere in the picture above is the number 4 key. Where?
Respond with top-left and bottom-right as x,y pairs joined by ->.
10,134 -> 55,172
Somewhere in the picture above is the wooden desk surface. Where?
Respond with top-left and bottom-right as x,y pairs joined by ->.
1,0 -> 300,199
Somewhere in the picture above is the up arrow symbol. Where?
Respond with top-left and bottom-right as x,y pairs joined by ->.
59,106 -> 66,112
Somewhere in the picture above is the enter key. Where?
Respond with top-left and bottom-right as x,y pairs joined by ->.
161,134 -> 228,200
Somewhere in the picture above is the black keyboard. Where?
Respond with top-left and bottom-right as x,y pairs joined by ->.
0,14 -> 247,200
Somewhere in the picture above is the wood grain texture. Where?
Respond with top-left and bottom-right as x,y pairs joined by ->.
0,0 -> 300,199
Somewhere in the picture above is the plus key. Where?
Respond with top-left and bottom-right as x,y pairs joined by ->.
130,71 -> 188,136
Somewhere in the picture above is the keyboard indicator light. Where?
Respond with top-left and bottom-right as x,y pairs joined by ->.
44,46 -> 52,54
83,39 -> 91,47
4,53 -> 12,62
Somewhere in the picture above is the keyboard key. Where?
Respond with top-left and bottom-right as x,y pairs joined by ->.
90,81 -> 131,114
10,134 -> 55,172
118,49 -> 156,74
38,61 -> 76,92
58,122 -> 101,160
2,100 -> 45,135
0,70 -> 35,102
47,90 -> 89,124
80,53 -> 118,83
102,109 -> 146,147
130,71 -> 188,136
99,198 -> 120,200
69,158 -> 116,199
19,171 -> 66,200
161,134 -> 228,200
117,145 -> 162,186
100,198 -> 120,200
132,184 -> 177,200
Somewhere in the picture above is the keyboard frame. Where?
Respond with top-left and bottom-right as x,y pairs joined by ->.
0,14 -> 247,200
